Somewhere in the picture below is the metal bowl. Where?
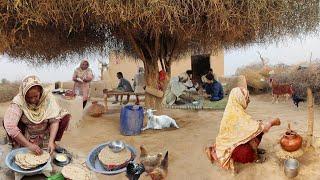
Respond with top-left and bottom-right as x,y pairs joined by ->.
284,158 -> 300,178
86,142 -> 136,175
53,153 -> 72,167
108,140 -> 125,153
5,148 -> 51,175
54,153 -> 68,163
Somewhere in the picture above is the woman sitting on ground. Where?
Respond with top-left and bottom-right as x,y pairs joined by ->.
3,75 -> 70,155
205,87 -> 280,171
73,59 -> 94,108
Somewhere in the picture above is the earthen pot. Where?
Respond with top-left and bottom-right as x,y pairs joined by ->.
280,124 -> 302,152
88,101 -> 105,117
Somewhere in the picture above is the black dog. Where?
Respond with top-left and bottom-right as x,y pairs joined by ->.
292,93 -> 305,107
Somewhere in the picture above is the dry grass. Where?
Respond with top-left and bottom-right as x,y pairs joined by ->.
271,61 -> 320,104
0,0 -> 319,62
238,60 -> 320,104
235,63 -> 270,93
0,83 -> 19,103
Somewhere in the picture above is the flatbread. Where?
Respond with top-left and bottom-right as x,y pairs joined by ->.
24,151 -> 50,165
15,153 -> 35,169
15,151 -> 50,170
61,164 -> 92,180
98,146 -> 131,166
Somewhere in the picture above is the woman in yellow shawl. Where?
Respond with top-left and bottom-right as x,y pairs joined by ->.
73,59 -> 94,108
3,75 -> 70,155
205,87 -> 280,171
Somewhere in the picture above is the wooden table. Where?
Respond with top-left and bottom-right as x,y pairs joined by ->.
102,89 -> 145,111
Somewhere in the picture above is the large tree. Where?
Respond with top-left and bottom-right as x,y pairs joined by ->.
1,0 -> 319,108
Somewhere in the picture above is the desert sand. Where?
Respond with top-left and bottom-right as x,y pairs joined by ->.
1,95 -> 320,180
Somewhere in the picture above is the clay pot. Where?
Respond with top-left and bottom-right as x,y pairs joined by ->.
88,101 -> 105,117
280,124 -> 302,152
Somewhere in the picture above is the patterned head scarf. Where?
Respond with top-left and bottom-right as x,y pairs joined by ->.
214,87 -> 263,169
12,75 -> 68,124
74,59 -> 93,78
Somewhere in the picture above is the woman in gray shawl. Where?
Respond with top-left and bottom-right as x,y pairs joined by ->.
133,67 -> 146,105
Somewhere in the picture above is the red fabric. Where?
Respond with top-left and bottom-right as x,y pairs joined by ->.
231,133 -> 263,164
159,70 -> 166,81
55,115 -> 70,141
158,70 -> 167,90
231,143 -> 256,163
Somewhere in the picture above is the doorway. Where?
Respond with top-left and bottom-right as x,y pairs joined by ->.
191,54 -> 211,84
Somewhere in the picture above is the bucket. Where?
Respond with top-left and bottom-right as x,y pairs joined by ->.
284,158 -> 299,178
120,105 -> 144,136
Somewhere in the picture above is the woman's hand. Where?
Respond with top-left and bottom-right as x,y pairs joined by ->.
263,122 -> 272,133
48,142 -> 56,155
28,143 -> 43,155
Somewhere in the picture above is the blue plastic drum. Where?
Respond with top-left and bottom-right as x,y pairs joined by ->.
120,105 -> 144,136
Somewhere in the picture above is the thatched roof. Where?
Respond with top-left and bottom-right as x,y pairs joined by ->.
0,0 -> 319,62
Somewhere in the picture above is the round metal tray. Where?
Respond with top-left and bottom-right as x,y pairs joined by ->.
5,147 -> 51,175
86,142 -> 136,175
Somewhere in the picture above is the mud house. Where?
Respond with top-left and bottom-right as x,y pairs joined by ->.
103,50 -> 224,88
60,50 -> 224,98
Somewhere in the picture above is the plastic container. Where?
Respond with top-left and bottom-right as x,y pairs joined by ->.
120,105 -> 144,136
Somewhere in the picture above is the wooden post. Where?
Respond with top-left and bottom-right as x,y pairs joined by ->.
103,89 -> 108,112
306,87 -> 314,147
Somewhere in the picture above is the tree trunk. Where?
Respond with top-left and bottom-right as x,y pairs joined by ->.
162,59 -> 171,92
307,87 -> 314,147
144,59 -> 162,110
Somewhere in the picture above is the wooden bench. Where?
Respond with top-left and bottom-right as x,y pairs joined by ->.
102,89 -> 145,111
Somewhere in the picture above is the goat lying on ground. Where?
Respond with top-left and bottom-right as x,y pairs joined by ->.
142,109 -> 179,131
269,78 -> 294,103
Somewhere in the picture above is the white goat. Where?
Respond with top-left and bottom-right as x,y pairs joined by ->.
142,109 -> 179,131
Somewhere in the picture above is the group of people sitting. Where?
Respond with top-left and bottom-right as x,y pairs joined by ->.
162,69 -> 224,105
72,60 -> 224,107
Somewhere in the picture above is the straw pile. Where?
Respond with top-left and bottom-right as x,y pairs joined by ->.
236,63 -> 270,93
1,1 -> 318,107
271,61 -> 320,104
218,75 -> 247,94
0,1 -> 319,62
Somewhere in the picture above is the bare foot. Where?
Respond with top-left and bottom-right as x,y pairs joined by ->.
205,147 -> 214,163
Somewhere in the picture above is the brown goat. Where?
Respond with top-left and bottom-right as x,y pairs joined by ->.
269,78 -> 294,103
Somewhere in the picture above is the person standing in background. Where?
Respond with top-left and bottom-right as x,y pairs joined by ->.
73,59 -> 94,108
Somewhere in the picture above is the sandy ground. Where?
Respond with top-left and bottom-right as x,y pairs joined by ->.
1,95 -> 320,180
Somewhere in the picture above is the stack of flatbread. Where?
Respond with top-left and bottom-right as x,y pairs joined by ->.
61,163 -> 93,180
15,151 -> 50,170
98,146 -> 131,168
